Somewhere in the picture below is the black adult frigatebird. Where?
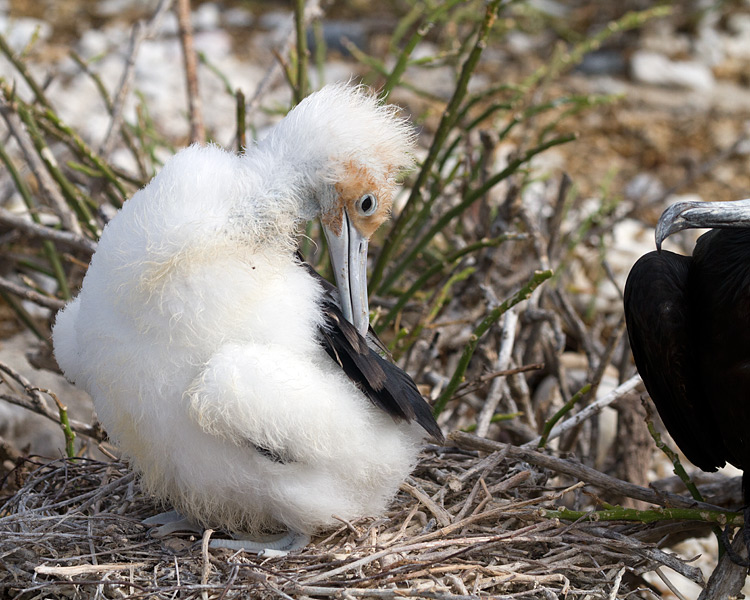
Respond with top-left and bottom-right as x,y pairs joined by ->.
624,198 -> 750,553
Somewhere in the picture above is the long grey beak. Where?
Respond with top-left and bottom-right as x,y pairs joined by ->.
656,198 -> 750,250
323,214 -> 370,336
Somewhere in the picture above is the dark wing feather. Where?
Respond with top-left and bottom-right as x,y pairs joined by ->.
624,250 -> 727,472
691,229 -> 750,477
319,302 -> 444,443
297,257 -> 443,442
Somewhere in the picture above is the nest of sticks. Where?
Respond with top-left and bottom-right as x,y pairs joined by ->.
1,431 -> 723,600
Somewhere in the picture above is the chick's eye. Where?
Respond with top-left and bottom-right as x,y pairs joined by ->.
356,193 -> 377,216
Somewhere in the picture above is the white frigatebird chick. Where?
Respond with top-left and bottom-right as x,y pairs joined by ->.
624,198 -> 750,562
52,84 -> 443,552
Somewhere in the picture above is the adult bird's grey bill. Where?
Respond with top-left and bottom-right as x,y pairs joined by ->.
657,198 -> 750,249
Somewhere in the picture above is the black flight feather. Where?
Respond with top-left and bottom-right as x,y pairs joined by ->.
624,250 -> 728,473
299,259 -> 444,443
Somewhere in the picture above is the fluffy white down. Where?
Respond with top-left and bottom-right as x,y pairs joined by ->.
52,86 -> 424,535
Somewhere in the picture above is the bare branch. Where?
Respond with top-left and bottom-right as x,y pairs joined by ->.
0,207 -> 96,254
0,275 -> 65,310
99,0 -> 173,159
175,0 -> 205,144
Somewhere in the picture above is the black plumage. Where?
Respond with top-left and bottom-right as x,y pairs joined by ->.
625,224 -> 750,503
301,258 -> 444,443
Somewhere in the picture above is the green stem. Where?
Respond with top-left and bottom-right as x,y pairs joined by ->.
646,418 -> 704,503
538,383 -> 591,449
370,0 -> 505,293
9,95 -> 99,236
0,291 -> 47,343
0,31 -> 51,108
294,0 -> 308,104
395,266 -> 475,360
433,269 -> 553,416
379,134 -> 574,296
540,505 -> 743,527
70,51 -> 148,181
236,88 -> 246,152
463,412 -> 521,432
375,234 -> 525,334
0,138 -> 70,299
41,388 -> 76,458
41,107 -> 128,207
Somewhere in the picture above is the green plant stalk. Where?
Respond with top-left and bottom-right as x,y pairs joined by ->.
198,50 -> 234,95
518,6 -> 671,100
70,51 -> 110,104
294,0 -> 308,104
10,98 -> 100,236
538,383 -> 591,449
341,39 -> 387,76
0,291 -> 47,342
459,82 -> 521,118
646,420 -> 704,503
433,268 -> 553,416
41,107 -> 128,206
463,412 -> 521,432
66,161 -> 102,178
385,8 -> 651,294
0,139 -> 70,299
15,258 -> 54,279
236,88 -> 246,152
395,266 -> 475,360
379,133 -> 575,296
0,31 -> 51,108
312,17 -> 326,87
387,327 -> 409,353
380,22 -> 430,101
37,114 -> 143,189
59,404 -> 76,458
370,0 -> 505,293
70,51 -> 148,181
540,505 -> 743,527
430,269 -> 478,325
434,99 -> 514,178
553,188 -> 621,285
375,234 -> 525,334
44,389 -> 76,458
381,0 -> 466,100
389,3 -> 424,51
646,411 -> 727,555
133,91 -> 175,173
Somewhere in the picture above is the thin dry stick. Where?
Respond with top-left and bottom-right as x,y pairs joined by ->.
451,430 -> 722,511
0,207 -> 96,253
653,567 -> 689,600
0,102 -> 82,235
587,526 -> 703,584
523,374 -> 642,448
100,0 -> 173,159
246,0 -> 322,113
201,528 -> 213,600
0,361 -> 104,441
586,315 -> 626,401
699,528 -> 749,600
35,563 -> 149,576
0,275 -> 64,310
475,309 -> 518,437
302,520 -> 561,585
400,478 -> 452,527
175,0 -> 205,144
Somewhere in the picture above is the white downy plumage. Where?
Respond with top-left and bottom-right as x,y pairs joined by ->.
52,84 -> 439,548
